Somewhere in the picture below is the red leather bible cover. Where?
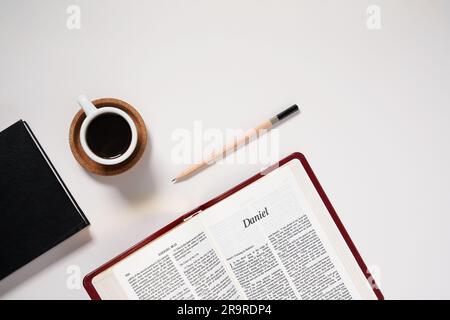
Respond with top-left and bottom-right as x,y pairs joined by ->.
83,152 -> 384,300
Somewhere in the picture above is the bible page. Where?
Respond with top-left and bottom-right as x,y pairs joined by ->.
198,159 -> 378,300
110,217 -> 243,299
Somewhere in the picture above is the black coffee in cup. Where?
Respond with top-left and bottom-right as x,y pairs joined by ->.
86,112 -> 132,159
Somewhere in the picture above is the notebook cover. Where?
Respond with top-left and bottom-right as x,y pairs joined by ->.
0,120 -> 89,281
83,152 -> 383,300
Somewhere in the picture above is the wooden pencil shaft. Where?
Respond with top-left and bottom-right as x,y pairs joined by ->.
173,105 -> 299,181
175,120 -> 272,181
206,119 -> 272,163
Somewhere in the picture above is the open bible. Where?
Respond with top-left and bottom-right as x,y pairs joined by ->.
84,153 -> 383,300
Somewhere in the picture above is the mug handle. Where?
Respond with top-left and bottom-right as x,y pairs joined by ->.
77,94 -> 97,115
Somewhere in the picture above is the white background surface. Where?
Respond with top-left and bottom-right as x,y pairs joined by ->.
0,0 -> 449,299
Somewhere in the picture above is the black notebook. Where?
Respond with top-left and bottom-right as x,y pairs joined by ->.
0,120 -> 89,281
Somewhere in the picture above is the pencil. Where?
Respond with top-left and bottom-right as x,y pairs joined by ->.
171,104 -> 299,183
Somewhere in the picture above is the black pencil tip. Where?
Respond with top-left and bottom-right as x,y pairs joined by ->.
276,105 -> 300,121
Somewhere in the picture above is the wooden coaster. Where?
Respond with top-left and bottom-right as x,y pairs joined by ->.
69,98 -> 147,176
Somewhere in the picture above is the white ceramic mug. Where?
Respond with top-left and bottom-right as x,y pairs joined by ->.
77,95 -> 138,166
